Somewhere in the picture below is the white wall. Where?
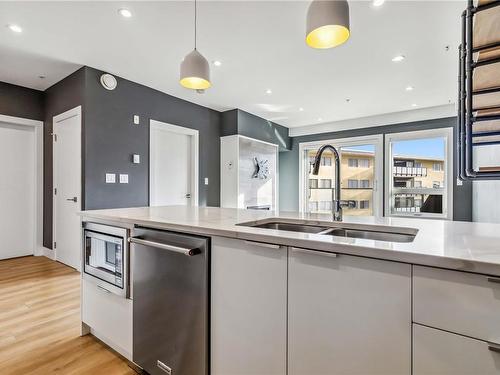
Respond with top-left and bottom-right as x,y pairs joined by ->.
473,145 -> 500,223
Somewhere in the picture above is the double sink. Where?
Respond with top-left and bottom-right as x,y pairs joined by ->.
238,219 -> 417,243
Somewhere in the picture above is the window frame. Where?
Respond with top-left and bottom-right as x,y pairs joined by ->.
384,128 -> 453,220
298,134 -> 383,217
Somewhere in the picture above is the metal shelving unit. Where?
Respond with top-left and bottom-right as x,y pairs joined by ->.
458,0 -> 500,179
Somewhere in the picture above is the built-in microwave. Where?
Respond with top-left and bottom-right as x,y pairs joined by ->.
82,222 -> 129,297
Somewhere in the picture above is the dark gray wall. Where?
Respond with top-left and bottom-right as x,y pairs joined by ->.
279,117 -> 473,221
83,67 -> 221,210
221,109 -> 291,150
0,81 -> 44,120
43,67 -> 86,248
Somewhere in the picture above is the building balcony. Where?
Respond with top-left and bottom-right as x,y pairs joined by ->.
393,166 -> 427,177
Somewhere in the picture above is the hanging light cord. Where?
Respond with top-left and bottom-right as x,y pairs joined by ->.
194,0 -> 197,50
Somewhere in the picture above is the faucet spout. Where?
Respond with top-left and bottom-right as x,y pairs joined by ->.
311,144 -> 355,221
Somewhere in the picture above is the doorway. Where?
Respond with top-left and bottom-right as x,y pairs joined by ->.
149,119 -> 199,207
0,115 -> 43,260
53,106 -> 82,270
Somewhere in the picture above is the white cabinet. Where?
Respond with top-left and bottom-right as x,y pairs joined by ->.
220,135 -> 278,210
81,278 -> 133,360
288,247 -> 411,375
413,265 -> 500,342
413,323 -> 500,375
211,237 -> 287,375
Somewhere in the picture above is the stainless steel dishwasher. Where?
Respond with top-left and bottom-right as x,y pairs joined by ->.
129,227 -> 209,375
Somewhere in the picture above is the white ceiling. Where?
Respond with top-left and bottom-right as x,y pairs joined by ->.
0,1 -> 465,128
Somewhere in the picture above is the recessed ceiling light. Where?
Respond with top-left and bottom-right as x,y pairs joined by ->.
38,75 -> 46,79
372,0 -> 385,7
411,103 -> 418,107
392,55 -> 405,62
299,107 -> 304,112
266,89 -> 272,95
7,24 -> 22,33
405,86 -> 414,91
213,60 -> 222,67
345,98 -> 351,102
118,8 -> 132,18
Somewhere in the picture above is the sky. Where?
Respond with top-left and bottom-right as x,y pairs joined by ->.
342,138 -> 445,159
392,138 -> 445,159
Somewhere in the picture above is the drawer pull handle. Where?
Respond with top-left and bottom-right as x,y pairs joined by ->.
291,247 -> 338,258
244,240 -> 281,249
487,277 -> 500,284
97,285 -> 111,294
487,342 -> 500,354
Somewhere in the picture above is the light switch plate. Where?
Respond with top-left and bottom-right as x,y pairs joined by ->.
105,173 -> 116,183
132,154 -> 140,164
204,177 -> 209,185
119,174 -> 129,184
133,115 -> 140,125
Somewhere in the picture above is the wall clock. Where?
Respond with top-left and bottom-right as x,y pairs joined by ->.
253,157 -> 270,179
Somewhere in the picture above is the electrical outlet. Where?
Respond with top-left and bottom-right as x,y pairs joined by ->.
132,154 -> 140,164
133,115 -> 140,125
119,174 -> 129,184
204,177 -> 209,185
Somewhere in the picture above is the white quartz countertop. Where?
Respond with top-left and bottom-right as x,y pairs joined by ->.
80,206 -> 500,276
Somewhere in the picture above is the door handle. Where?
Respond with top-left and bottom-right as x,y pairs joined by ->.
66,197 -> 78,203
290,247 -> 338,258
185,193 -> 191,199
129,237 -> 198,256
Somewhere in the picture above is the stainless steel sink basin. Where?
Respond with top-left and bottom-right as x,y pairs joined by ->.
238,219 -> 417,243
251,222 -> 329,234
322,228 -> 415,243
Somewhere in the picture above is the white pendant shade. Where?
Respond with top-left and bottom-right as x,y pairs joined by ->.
180,49 -> 211,90
306,0 -> 350,49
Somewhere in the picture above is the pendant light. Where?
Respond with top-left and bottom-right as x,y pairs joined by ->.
306,0 -> 350,49
180,0 -> 211,90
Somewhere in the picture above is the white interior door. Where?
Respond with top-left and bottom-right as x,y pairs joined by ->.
54,107 -> 81,270
0,122 -> 35,260
150,120 -> 198,206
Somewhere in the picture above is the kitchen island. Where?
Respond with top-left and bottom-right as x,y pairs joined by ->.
79,206 -> 500,375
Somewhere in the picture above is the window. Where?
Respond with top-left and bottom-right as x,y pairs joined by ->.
386,128 -> 453,220
359,159 -> 370,168
359,200 -> 370,209
300,135 -> 383,217
348,179 -> 359,189
433,162 -> 443,171
319,179 -> 332,189
321,156 -> 332,166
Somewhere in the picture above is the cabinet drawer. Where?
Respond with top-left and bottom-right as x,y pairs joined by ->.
413,324 -> 500,375
413,265 -> 500,342
82,279 -> 133,360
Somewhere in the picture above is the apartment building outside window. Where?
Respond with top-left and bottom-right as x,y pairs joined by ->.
299,135 -> 383,217
385,128 -> 453,220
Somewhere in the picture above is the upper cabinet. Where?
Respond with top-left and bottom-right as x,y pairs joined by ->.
220,135 -> 278,210
288,247 -> 412,375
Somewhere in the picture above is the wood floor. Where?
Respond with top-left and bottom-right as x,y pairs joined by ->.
0,256 -> 136,374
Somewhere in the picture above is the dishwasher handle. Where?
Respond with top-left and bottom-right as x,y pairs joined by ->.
129,237 -> 199,256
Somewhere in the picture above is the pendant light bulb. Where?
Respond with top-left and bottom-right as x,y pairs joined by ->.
180,0 -> 211,90
306,0 -> 350,49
